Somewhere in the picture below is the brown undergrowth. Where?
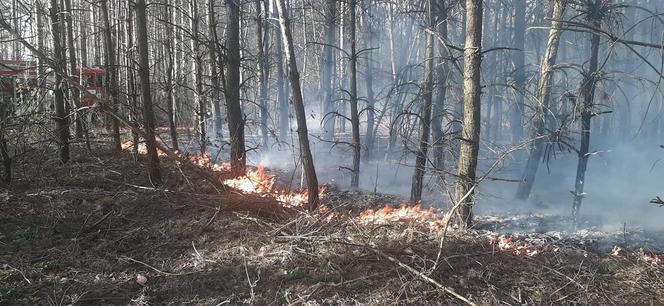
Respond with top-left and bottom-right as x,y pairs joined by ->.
1,143 -> 664,305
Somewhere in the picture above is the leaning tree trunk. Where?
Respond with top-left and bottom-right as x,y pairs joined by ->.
49,0 -> 70,164
190,0 -> 207,154
225,0 -> 246,176
455,0 -> 483,228
135,0 -> 162,184
572,1 -> 602,225
275,0 -> 320,210
410,0 -> 435,203
256,0 -> 270,150
515,0 -> 567,200
349,0 -> 361,189
101,0 -> 121,152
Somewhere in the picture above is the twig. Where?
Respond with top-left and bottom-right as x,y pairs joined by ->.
370,248 -> 477,306
119,256 -> 193,276
78,211 -> 113,235
650,196 -> 664,207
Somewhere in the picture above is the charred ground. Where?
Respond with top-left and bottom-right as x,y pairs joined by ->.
2,143 -> 664,305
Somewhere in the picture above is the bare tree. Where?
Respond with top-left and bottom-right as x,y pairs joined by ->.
135,0 -> 162,184
515,0 -> 567,200
455,0 -> 483,227
572,0 -> 604,224
320,0 -> 337,142
49,0 -> 70,163
349,0 -> 360,188
100,0 -> 121,152
225,0 -> 246,176
275,0 -> 320,209
411,0 -> 435,203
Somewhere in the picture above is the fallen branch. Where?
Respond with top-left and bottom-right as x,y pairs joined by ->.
370,248 -> 478,306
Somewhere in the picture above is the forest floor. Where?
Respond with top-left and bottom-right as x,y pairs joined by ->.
2,142 -> 664,305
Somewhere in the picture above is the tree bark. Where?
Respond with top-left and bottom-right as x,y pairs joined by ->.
256,0 -> 270,150
515,0 -> 567,200
349,0 -> 361,188
225,0 -> 246,176
165,0 -> 179,151
510,0 -> 526,144
190,0 -> 207,154
431,0 -> 449,172
410,0 -> 435,203
321,0 -> 337,142
275,0 -> 320,210
101,0 -> 121,152
274,1 -> 289,142
455,0 -> 483,228
572,0 -> 602,224
135,0 -> 162,184
49,0 -> 70,164
206,0 -> 224,143
63,0 -> 83,139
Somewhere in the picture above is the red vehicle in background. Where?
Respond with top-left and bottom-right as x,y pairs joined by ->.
0,60 -> 106,105
75,67 -> 106,106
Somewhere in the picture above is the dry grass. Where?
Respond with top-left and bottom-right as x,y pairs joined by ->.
1,143 -> 664,305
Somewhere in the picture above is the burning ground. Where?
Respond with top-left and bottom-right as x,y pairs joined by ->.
2,144 -> 664,305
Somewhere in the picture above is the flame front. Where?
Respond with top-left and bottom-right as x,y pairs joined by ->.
357,203 -> 445,228
495,235 -> 552,257
223,166 -> 275,194
222,166 -> 325,208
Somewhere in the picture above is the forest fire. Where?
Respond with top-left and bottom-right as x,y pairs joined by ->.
495,235 -> 553,257
223,166 -> 275,194
222,166 -> 325,208
357,203 -> 445,228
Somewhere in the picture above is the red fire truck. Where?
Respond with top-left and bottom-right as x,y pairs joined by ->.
0,60 -> 106,105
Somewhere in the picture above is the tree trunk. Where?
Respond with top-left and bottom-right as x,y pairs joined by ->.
126,1 -> 140,156
225,0 -> 246,176
135,0 -> 162,184
208,0 -> 223,143
455,0 -> 483,228
349,0 -> 360,188
321,0 -> 336,142
410,0 -> 435,203
274,2 -> 289,142
431,0 -> 449,172
101,0 -> 121,152
510,0 -> 526,144
50,0 -> 70,164
165,0 -> 179,151
190,0 -> 207,154
572,1 -> 602,225
515,0 -> 567,200
363,5 -> 375,162
63,0 -> 83,139
275,0 -> 320,210
256,0 -> 270,150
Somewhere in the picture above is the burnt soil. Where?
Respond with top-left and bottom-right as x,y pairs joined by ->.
2,144 -> 664,305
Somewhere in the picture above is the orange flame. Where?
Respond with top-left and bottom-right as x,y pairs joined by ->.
610,245 -> 624,257
357,202 -> 445,228
495,235 -> 552,257
222,166 -> 325,208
